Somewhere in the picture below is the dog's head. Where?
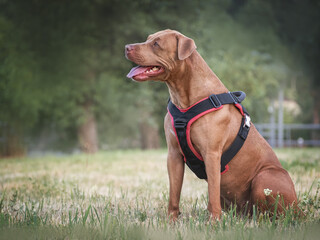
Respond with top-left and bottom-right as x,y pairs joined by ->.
125,29 -> 196,81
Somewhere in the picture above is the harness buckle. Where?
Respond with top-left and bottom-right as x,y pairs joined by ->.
239,115 -> 251,140
209,94 -> 222,108
244,115 -> 251,128
174,120 -> 187,129
229,92 -> 239,104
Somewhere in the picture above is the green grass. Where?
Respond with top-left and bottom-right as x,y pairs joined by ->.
0,149 -> 319,239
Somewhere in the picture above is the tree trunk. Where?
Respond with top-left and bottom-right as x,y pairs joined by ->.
0,124 -> 25,158
78,102 -> 98,153
313,102 -> 319,125
312,96 -> 320,141
139,113 -> 160,149
77,69 -> 99,154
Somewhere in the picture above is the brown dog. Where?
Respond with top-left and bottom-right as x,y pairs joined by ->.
125,29 -> 298,220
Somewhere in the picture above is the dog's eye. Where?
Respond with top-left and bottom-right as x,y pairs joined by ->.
153,41 -> 160,47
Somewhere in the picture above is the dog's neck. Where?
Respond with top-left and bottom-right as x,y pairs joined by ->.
166,51 -> 228,109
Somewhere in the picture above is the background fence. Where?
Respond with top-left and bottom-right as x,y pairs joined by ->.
255,123 -> 320,148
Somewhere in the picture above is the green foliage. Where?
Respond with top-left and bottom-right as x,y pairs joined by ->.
0,0 -> 319,153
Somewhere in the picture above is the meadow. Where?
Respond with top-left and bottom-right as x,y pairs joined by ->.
0,148 -> 319,239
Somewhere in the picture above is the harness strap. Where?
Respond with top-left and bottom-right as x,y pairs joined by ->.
220,114 -> 250,172
168,91 -> 251,179
209,91 -> 245,107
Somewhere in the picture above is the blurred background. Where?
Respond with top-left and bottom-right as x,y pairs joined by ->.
0,0 -> 319,157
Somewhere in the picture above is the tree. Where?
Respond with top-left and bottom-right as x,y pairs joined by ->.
1,0 -> 318,156
270,0 -> 320,127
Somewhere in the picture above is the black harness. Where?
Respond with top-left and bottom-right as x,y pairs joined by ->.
167,91 -> 251,179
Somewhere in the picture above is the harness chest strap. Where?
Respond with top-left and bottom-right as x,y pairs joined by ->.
167,91 -> 251,180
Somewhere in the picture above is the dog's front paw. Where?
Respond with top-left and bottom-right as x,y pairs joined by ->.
209,212 -> 221,222
167,210 -> 181,223
207,204 -> 221,221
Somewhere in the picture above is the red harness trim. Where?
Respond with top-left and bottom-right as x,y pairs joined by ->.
186,106 -> 223,161
168,103 -> 231,175
167,91 -> 249,178
221,164 -> 229,174
235,103 -> 245,116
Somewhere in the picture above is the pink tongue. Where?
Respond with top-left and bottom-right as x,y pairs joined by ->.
127,66 -> 149,78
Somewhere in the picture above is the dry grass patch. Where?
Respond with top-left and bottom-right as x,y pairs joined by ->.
0,148 -> 319,239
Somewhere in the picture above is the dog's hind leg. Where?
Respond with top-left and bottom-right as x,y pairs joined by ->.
250,168 -> 298,214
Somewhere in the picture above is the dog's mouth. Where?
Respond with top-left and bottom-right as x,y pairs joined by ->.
127,65 -> 164,81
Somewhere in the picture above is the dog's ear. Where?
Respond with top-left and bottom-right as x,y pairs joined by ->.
177,34 -> 197,60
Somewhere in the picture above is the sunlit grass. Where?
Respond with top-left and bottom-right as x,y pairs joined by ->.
0,149 -> 319,239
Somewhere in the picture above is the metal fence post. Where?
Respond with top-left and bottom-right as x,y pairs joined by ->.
268,100 -> 276,148
278,89 -> 284,148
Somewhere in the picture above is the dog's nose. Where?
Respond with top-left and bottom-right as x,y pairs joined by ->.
125,44 -> 134,53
